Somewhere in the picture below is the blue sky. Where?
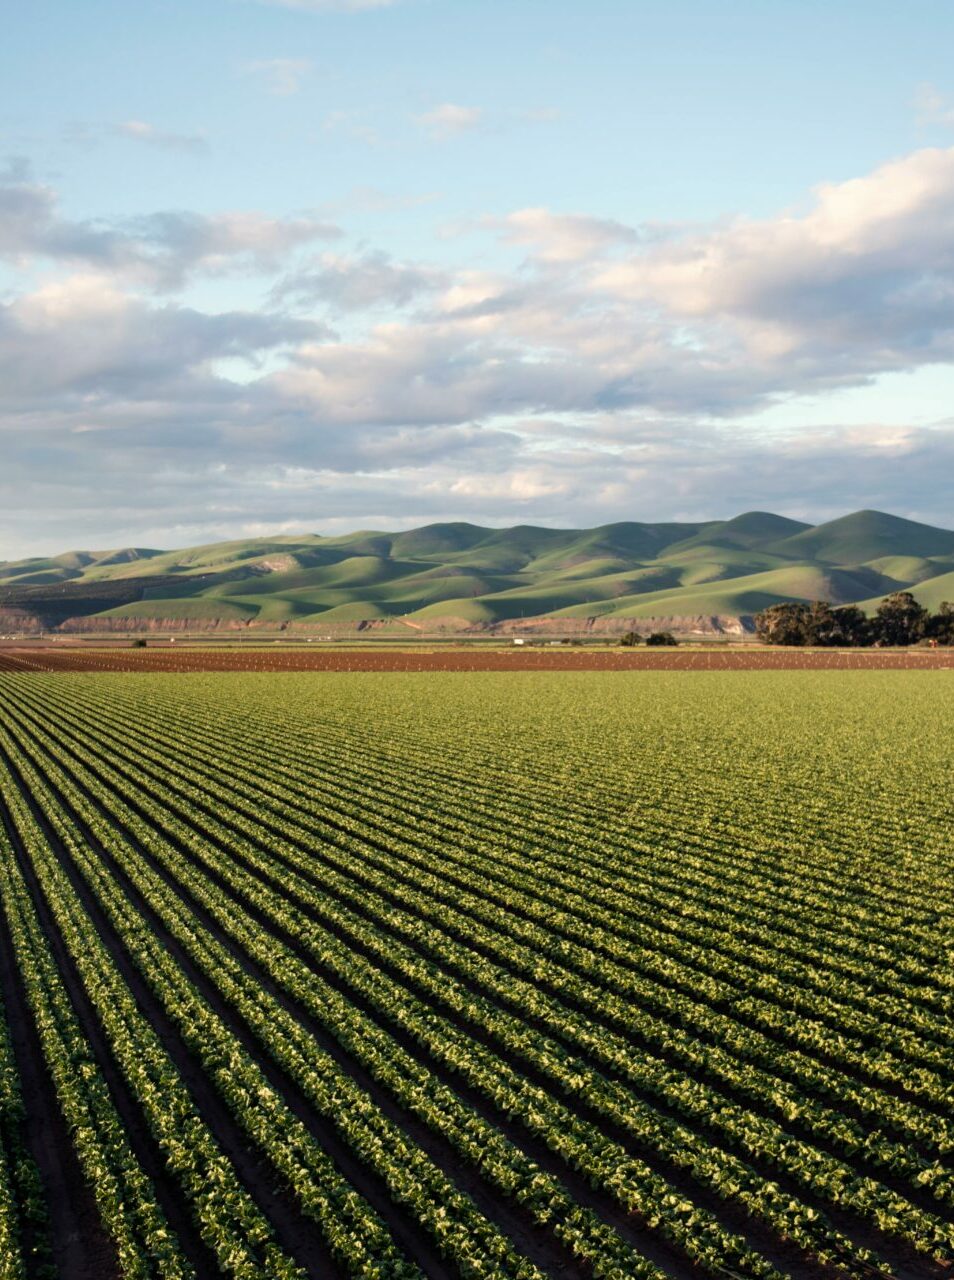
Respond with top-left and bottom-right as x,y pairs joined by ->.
2,0 -> 954,554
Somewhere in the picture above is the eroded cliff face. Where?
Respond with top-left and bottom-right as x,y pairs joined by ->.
0,609 -> 43,635
350,613 -> 754,637
490,614 -> 753,637
57,616 -> 257,633
47,611 -> 754,637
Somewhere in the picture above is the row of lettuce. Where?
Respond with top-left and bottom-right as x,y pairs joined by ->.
0,670 -> 951,1278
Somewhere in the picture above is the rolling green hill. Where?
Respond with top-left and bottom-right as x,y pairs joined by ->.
2,509 -> 952,634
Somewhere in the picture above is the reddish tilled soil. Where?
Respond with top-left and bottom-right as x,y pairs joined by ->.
0,646 -> 952,674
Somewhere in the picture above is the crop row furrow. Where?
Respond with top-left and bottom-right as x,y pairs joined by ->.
237,687 -> 954,926
37,683 -> 954,1149
53,679 -> 954,1058
2,690 -> 832,1280
0,727 -> 574,1280
0,744 -> 315,1280
9,691 -> 952,1269
0,799 -> 197,1280
88,678 -> 954,1003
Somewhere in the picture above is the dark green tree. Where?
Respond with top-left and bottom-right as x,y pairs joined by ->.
619,630 -> 643,647
803,601 -> 839,646
873,591 -> 928,646
754,602 -> 809,646
830,605 -> 872,647
926,602 -> 954,645
802,601 -> 872,646
645,631 -> 678,646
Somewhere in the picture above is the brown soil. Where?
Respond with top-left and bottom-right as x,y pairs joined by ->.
0,645 -> 952,673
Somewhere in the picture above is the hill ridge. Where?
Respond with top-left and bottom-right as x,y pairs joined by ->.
2,510 -> 952,634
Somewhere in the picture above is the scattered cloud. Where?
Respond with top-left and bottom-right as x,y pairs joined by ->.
589,145 -> 954,384
0,273 -> 321,402
242,58 -> 312,96
115,121 -> 210,154
322,110 -> 380,147
414,103 -> 483,140
915,83 -> 954,129
271,250 -> 445,310
62,121 -> 209,155
491,207 -> 640,262
0,160 -> 340,289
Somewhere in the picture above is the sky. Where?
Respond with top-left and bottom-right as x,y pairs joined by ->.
2,0 -> 954,557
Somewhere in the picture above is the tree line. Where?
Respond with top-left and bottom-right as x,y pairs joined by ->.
754,592 -> 954,647
620,630 -> 679,646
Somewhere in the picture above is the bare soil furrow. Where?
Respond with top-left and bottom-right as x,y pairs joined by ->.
0,740 -> 351,1280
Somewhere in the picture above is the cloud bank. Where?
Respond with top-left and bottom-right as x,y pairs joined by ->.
3,145 -> 954,553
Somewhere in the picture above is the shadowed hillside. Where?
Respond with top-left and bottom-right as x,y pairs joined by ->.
2,510 -> 952,634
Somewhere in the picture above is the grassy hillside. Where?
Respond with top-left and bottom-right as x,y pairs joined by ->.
767,510 -> 954,564
2,510 -> 952,631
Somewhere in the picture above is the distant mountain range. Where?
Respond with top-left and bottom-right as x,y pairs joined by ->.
2,510 -> 954,635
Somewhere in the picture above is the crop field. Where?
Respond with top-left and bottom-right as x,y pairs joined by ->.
1,644 -> 954,673
0,670 -> 951,1280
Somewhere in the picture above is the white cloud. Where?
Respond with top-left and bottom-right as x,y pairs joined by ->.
492,207 -> 639,262
915,83 -> 954,129
116,121 -> 209,154
415,103 -> 483,140
589,146 -> 954,378
271,250 -> 445,310
242,58 -> 312,96
0,273 -> 320,401
5,145 -> 954,549
0,161 -> 341,289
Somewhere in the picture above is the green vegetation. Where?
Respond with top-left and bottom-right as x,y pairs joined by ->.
4,510 -> 954,631
756,591 -> 953,646
0,669 -> 950,1277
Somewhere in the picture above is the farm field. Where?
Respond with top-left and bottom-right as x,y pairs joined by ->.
1,644 -> 953,673
0,669 -> 952,1280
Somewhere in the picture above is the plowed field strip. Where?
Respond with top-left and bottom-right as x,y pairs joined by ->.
1,645 -> 953,672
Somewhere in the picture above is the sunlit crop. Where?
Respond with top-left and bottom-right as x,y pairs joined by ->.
0,669 -> 951,1279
